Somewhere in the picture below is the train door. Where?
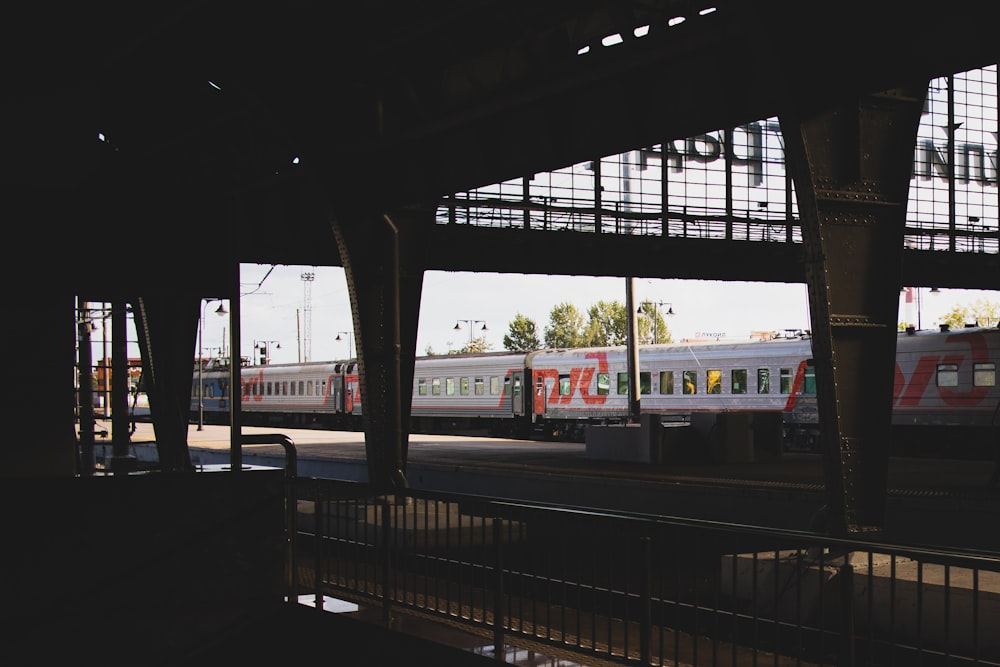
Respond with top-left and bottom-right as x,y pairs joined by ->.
345,363 -> 360,415
511,371 -> 524,416
534,374 -> 547,414
330,371 -> 344,414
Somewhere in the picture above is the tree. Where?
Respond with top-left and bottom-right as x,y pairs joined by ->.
544,302 -> 586,348
503,313 -> 541,351
940,298 -> 1000,330
455,337 -> 493,354
637,301 -> 673,344
582,300 -> 628,346
937,306 -> 970,331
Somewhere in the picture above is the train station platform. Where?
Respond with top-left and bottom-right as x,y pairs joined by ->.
117,421 -> 1000,552
81,420 -> 1000,666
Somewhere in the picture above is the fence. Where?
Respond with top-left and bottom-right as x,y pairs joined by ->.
295,480 -> 1000,666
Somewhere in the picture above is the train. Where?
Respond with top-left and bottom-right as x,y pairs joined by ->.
191,324 -> 1000,457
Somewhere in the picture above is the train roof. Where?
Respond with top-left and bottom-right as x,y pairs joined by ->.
197,324 -> 996,374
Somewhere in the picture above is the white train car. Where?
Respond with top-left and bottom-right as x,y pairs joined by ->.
526,338 -> 816,441
892,326 -> 999,455
410,351 -> 530,436
188,325 -> 999,455
193,359 -> 360,429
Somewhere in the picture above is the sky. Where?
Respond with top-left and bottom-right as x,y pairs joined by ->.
172,263 -> 998,366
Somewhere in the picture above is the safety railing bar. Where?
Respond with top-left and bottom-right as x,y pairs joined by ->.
240,433 -> 297,602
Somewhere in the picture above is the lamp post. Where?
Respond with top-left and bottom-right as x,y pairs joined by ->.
903,287 -> 940,330
453,319 -> 487,346
636,301 -> 675,344
254,340 -> 280,365
198,299 -> 228,430
335,330 -> 354,358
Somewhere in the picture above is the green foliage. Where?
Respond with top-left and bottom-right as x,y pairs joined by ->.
637,301 -> 673,344
506,298 -> 676,350
941,298 -> 1000,329
455,337 -> 493,354
583,300 -> 628,346
543,302 -> 586,348
503,313 -> 541,351
939,306 -> 971,330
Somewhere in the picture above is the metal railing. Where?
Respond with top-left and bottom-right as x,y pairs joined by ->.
294,480 -> 1000,666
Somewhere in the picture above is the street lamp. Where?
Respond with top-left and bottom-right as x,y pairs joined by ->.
198,298 -> 227,431
254,340 -> 280,365
636,301 -> 675,344
335,331 -> 354,358
453,319 -> 487,345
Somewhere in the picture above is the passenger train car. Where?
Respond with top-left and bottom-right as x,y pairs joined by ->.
192,325 -> 1000,456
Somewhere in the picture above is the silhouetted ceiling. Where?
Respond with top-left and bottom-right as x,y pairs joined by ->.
4,1 -> 996,297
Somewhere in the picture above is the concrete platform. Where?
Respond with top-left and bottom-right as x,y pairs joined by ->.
115,421 -> 1000,552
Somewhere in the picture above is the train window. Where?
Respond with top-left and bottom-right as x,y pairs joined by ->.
597,372 -> 610,395
418,379 -> 427,395
640,371 -> 651,394
937,363 -> 959,387
510,377 -> 518,396
321,380 -> 327,396
803,366 -> 816,394
731,369 -> 747,394
616,372 -> 628,394
474,377 -> 484,395
559,374 -> 571,396
780,369 -> 794,394
282,381 -> 287,395
297,381 -> 304,395
446,378 -> 456,395
460,377 -> 470,395
974,362 -> 996,387
757,369 -> 770,394
432,378 -> 441,395
707,369 -> 722,394
307,380 -> 314,396
291,381 -> 296,396
682,370 -> 697,394
267,382 -> 273,396
659,370 -> 674,394
491,377 -> 500,394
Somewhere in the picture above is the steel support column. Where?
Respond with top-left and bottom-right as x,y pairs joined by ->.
133,293 -> 201,473
780,85 -> 928,535
332,206 -> 432,490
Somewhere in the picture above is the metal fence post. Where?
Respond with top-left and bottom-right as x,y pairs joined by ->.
314,489 -> 324,611
840,560 -> 855,667
641,536 -> 652,665
381,499 -> 392,626
492,517 -> 505,660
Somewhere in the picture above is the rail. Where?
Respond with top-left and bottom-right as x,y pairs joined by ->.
294,480 -> 1000,666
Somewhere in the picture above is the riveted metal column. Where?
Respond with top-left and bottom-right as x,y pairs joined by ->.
780,85 -> 927,535
332,206 -> 432,490
132,293 -> 201,472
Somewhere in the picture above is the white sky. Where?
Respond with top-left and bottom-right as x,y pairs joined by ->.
172,263 -> 998,365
